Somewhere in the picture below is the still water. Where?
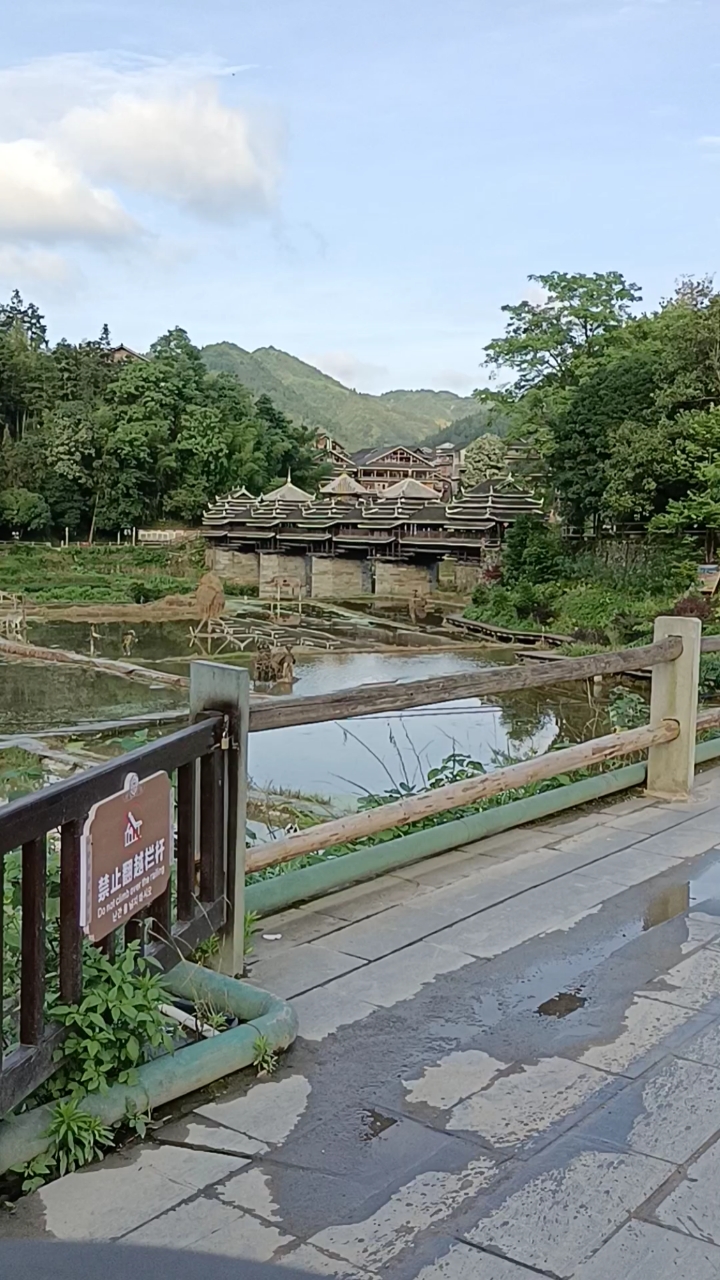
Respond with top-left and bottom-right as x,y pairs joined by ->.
0,621 -> 621,800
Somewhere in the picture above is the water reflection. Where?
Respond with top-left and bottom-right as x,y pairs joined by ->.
643,884 -> 690,931
2,623 -> 620,799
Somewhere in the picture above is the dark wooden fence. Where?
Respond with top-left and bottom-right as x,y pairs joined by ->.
0,713 -> 228,1114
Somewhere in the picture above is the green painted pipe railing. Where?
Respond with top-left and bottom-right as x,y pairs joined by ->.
246,738 -> 720,918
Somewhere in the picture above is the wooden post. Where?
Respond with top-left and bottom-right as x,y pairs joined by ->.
189,661 -> 249,976
647,616 -> 701,800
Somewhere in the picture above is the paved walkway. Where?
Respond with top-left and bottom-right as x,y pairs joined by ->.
8,770 -> 720,1277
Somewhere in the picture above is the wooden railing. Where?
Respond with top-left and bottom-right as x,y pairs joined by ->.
0,713 -> 229,1114
1,617 -> 714,1113
245,620 -> 706,874
246,637 -> 682,733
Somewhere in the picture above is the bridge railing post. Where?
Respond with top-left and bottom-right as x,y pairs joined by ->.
646,616 -> 701,800
190,661 -> 250,976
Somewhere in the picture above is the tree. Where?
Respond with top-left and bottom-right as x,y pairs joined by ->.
0,289 -> 48,348
548,342 -> 661,528
463,433 -> 507,484
0,487 -> 50,534
482,271 -> 641,397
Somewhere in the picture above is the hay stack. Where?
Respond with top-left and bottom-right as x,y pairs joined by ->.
195,572 -> 225,622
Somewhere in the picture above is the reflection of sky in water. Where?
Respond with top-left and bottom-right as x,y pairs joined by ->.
249,651 -> 561,798
2,631 -> 617,800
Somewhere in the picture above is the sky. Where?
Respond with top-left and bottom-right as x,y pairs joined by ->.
1,0 -> 718,394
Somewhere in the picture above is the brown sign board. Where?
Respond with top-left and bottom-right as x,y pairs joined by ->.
81,770 -> 173,942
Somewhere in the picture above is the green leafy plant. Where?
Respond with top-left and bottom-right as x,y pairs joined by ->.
252,1033 -> 278,1076
699,653 -> 720,701
244,909 -> 259,956
607,687 -> 649,732
191,932 -> 220,966
45,943 -> 173,1099
12,1099 -> 114,1191
123,1104 -> 152,1139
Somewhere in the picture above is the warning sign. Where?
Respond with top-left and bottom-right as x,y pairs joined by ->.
81,771 -> 173,942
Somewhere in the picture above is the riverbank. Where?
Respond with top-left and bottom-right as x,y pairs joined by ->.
0,540 -> 206,605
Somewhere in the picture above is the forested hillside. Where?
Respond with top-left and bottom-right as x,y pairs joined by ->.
201,343 -> 476,449
0,294 -> 323,538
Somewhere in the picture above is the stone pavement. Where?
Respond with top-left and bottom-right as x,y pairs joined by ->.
8,768 -> 720,1276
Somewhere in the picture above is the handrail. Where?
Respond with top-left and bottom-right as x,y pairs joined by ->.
0,716 -> 223,856
247,636 -> 683,733
246,718 -> 680,872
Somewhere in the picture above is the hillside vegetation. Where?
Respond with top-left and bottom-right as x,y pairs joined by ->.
0,295 -> 324,538
201,343 -> 476,449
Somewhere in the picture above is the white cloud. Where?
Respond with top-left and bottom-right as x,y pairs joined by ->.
0,52 -> 281,282
59,84 -> 280,219
0,139 -> 138,243
0,245 -> 78,288
311,350 -> 390,391
523,282 -> 551,306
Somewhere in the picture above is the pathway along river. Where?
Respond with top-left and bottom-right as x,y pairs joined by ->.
0,619 -> 626,802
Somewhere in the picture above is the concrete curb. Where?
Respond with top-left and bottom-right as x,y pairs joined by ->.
0,962 -> 298,1178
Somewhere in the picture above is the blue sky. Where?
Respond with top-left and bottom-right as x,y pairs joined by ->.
0,0 -> 717,392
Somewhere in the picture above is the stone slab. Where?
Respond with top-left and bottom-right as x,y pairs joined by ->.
579,847 -> 685,888
579,996 -> 713,1078
606,807 -> 703,835
675,1018 -> 720,1068
465,1141 -> 672,1278
308,1158 -> 495,1272
392,846 -> 485,886
634,827 -> 720,860
414,1240 -> 541,1279
447,1056 -> 613,1151
249,908 -> 347,961
404,1049 -> 506,1111
642,945 -> 720,1011
279,1243 -> 376,1277
456,828 -> 566,860
196,1074 -> 311,1146
291,986 -> 380,1041
543,827 -> 643,857
16,1144 -> 248,1240
438,871 -> 624,960
535,812 -> 611,839
575,1219 -> 720,1278
156,1114 -> 268,1156
579,1054 -> 720,1163
123,1195 -> 293,1258
310,874 -> 427,922
315,938 -> 476,1008
596,795 -> 657,816
318,901 -> 457,961
246,942 -> 367,998
655,1134 -> 720,1245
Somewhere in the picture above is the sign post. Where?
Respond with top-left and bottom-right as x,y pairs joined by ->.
81,771 -> 173,942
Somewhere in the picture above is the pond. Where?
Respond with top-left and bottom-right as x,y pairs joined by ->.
1,619 -> 626,801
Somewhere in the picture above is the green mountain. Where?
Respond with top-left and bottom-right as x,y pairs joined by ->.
201,343 -> 477,450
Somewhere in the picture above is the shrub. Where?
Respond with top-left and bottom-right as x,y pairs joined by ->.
699,654 -> 720,701
128,576 -> 195,603
671,593 -> 714,621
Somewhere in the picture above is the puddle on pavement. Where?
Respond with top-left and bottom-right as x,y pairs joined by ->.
537,990 -> 587,1018
690,858 -> 720,915
643,883 -> 691,931
361,1109 -> 398,1140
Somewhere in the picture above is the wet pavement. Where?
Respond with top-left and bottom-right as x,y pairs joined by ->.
7,770 -> 720,1276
